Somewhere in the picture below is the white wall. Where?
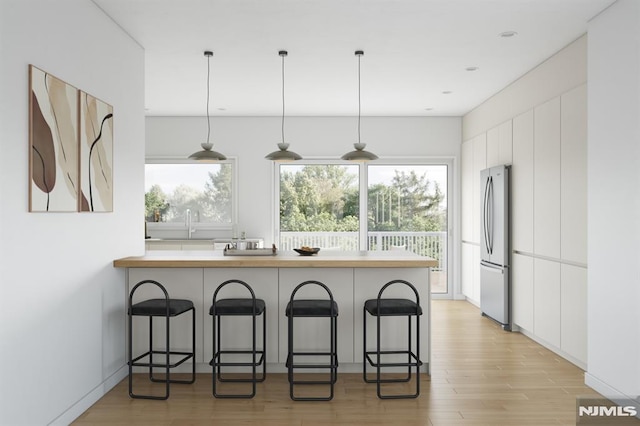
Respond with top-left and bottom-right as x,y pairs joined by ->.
0,1 -> 144,424
586,0 -> 640,401
146,115 -> 461,245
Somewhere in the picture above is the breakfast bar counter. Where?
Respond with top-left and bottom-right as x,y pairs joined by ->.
114,250 -> 436,374
113,249 -> 438,268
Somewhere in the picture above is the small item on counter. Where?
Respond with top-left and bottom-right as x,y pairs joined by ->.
293,247 -> 321,256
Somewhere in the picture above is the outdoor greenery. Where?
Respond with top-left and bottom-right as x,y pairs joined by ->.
144,164 -> 232,223
279,165 -> 445,233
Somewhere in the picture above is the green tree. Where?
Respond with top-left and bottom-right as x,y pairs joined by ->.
201,164 -> 232,222
144,184 -> 169,221
368,170 -> 445,232
280,165 -> 359,232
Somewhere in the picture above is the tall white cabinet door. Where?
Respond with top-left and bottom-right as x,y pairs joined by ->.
533,259 -> 561,348
461,242 -> 474,298
512,254 -> 534,332
486,120 -> 513,168
277,269 -> 354,363
512,109 -> 534,253
466,245 -> 480,306
461,140 -> 474,242
472,133 -> 487,244
353,268 -> 430,366
561,85 -> 588,265
128,268 -> 205,365
560,264 -> 587,365
203,269 -> 279,366
534,97 -> 561,258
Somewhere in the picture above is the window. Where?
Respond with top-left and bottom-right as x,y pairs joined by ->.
279,163 -> 360,250
145,159 -> 236,229
276,160 -> 450,295
367,164 -> 448,294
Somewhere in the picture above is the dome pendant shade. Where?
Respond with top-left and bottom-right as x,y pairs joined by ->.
341,142 -> 379,161
266,50 -> 302,161
188,142 -> 227,161
342,50 -> 377,162
189,50 -> 227,162
266,142 -> 302,161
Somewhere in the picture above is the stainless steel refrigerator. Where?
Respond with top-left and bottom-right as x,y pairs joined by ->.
480,165 -> 511,330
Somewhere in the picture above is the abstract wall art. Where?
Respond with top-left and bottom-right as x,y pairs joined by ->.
79,91 -> 113,212
29,65 -> 79,212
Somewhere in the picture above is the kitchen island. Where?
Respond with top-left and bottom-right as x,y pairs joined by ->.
114,250 -> 437,373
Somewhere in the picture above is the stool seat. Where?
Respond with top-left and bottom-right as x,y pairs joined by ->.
286,299 -> 339,317
364,298 -> 422,316
210,298 -> 266,315
130,299 -> 194,316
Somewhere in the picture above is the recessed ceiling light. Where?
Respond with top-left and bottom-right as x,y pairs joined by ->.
499,31 -> 518,38
465,66 -> 479,72
442,91 -> 452,95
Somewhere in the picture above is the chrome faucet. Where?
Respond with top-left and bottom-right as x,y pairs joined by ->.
186,209 -> 196,239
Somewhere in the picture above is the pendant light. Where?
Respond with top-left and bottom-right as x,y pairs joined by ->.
341,50 -> 378,161
188,51 -> 227,162
265,50 -> 302,161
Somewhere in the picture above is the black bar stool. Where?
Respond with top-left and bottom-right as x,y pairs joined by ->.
363,279 -> 422,399
286,280 -> 338,401
128,279 -> 196,400
210,279 -> 266,398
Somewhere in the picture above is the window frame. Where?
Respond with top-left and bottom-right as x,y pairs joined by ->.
145,156 -> 238,232
273,157 -> 454,298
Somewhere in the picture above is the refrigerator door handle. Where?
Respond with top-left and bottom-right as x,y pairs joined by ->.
483,176 -> 491,255
488,175 -> 494,255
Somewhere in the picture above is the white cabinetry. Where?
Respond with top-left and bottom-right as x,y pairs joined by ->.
486,120 -> 512,167
561,85 -> 588,265
560,264 -> 587,364
145,240 -> 215,250
461,141 -> 474,242
461,133 -> 485,305
461,242 -> 473,299
512,110 -> 534,253
534,97 -> 561,258
472,134 -> 487,244
533,259 -> 561,348
512,253 -> 534,331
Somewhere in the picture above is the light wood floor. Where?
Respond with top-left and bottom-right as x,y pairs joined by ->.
73,300 -> 600,425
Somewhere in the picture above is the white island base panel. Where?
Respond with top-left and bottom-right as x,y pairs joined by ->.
124,266 -> 431,375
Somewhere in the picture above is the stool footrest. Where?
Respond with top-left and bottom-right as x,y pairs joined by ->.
365,350 -> 423,368
210,350 -> 265,367
286,352 -> 339,369
130,350 -> 195,369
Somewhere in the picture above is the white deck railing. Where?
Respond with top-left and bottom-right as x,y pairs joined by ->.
279,231 -> 446,272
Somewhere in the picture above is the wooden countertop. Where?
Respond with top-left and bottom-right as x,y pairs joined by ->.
113,250 -> 438,268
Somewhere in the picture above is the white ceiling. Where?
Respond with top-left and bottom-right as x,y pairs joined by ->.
93,0 -> 614,117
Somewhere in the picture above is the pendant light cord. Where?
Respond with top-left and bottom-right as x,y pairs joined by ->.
281,52 -> 286,143
357,52 -> 361,144
206,53 -> 211,144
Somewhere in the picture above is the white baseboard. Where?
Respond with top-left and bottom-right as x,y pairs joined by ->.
49,365 -> 128,426
585,373 -> 640,404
